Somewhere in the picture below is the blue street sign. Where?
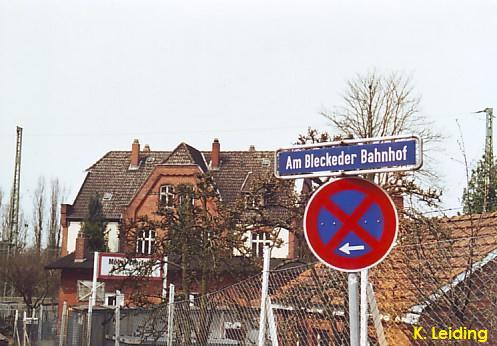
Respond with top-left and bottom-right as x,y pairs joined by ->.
275,135 -> 422,179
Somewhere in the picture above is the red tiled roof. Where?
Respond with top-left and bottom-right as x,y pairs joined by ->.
269,211 -> 497,343
68,144 -> 275,220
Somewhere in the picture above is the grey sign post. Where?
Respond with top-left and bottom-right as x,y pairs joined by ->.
274,135 -> 423,346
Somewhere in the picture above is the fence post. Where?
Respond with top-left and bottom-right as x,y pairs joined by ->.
162,256 -> 168,301
38,304 -> 43,343
115,290 -> 121,346
266,297 -> 278,346
59,301 -> 68,346
258,246 -> 271,346
87,251 -> 99,346
167,284 -> 175,346
360,269 -> 368,346
367,283 -> 386,346
348,273 -> 359,346
22,311 -> 26,346
14,310 -> 20,346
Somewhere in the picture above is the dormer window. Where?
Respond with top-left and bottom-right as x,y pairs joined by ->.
102,192 -> 113,201
160,185 -> 175,208
244,193 -> 265,209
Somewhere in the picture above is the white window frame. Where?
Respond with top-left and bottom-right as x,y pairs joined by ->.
245,193 -> 265,209
159,185 -> 175,208
104,293 -> 125,307
251,232 -> 271,257
104,293 -> 117,307
189,292 -> 200,307
136,229 -> 156,255
178,191 -> 195,207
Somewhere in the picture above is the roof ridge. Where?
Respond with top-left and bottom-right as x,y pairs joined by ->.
86,151 -> 113,171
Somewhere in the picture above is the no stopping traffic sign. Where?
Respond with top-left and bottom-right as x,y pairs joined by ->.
304,177 -> 398,272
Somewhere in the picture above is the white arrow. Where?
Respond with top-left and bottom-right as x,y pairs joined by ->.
339,242 -> 365,255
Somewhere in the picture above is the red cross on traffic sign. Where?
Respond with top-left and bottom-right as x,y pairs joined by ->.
304,177 -> 398,272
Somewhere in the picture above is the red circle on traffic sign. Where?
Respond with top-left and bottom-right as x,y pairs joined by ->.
304,177 -> 398,272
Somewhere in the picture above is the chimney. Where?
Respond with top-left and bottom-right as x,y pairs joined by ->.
391,194 -> 404,214
130,139 -> 140,167
211,138 -> 220,170
60,204 -> 71,228
74,232 -> 88,262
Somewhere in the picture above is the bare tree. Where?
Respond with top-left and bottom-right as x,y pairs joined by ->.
1,201 -> 10,242
0,188 -> 3,240
322,71 -> 437,140
16,212 -> 28,250
1,249 -> 59,312
47,178 -> 66,254
317,71 -> 441,205
32,177 -> 46,253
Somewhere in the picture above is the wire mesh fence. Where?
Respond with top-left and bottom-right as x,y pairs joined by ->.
117,234 -> 497,345
0,303 -> 58,346
14,219 -> 497,345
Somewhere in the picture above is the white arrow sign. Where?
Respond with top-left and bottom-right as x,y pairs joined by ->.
339,242 -> 365,255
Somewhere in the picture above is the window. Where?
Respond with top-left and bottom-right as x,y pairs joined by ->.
178,191 -> 195,206
251,232 -> 271,257
136,229 -> 156,255
102,192 -> 113,201
245,193 -> 265,209
105,294 -> 117,307
189,292 -> 200,307
77,281 -> 105,303
160,185 -> 175,208
224,321 -> 243,341
104,293 -> 124,307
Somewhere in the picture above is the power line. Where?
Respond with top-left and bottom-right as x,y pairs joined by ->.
0,125 -> 311,138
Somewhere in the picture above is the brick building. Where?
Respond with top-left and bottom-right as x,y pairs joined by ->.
47,139 -> 298,315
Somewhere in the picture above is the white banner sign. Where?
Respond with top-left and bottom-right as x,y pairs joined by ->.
98,254 -> 162,279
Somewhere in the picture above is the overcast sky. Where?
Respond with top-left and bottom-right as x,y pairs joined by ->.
1,0 -> 497,229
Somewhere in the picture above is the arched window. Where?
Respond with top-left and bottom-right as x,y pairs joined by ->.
136,229 -> 155,255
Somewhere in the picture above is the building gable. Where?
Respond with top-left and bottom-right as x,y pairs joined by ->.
162,142 -> 208,172
124,164 -> 204,221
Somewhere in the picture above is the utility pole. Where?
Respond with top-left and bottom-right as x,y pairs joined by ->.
475,108 -> 494,212
2,126 -> 22,297
8,126 -> 23,247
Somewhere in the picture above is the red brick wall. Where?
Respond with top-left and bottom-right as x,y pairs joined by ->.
58,269 -> 93,319
57,267 -> 246,320
125,165 -> 209,222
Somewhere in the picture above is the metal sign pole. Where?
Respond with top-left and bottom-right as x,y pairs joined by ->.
162,256 -> 168,301
258,247 -> 271,346
360,269 -> 368,345
115,290 -> 121,346
348,273 -> 359,346
167,284 -> 175,346
87,251 -> 99,346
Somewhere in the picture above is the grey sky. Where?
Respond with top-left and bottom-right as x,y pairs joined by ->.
1,0 -> 496,225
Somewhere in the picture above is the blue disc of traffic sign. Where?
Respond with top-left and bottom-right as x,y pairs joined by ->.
304,177 -> 398,272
